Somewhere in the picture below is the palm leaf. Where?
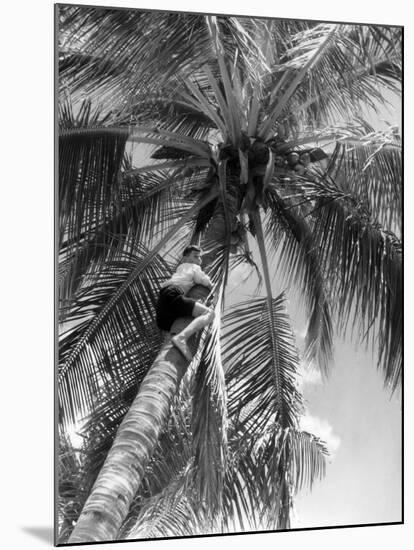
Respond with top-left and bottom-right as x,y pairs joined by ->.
223,293 -> 304,435
59,168 -> 191,308
57,430 -> 85,543
186,192 -> 242,511
220,421 -> 327,531
242,425 -> 327,528
265,187 -> 333,374
190,287 -> 228,513
291,24 -> 401,121
59,246 -> 166,425
59,8 -> 212,103
198,185 -> 240,285
59,7 -> 265,111
125,486 -> 198,539
261,24 -> 401,138
325,130 -> 402,233
311,191 -> 402,391
59,188 -> 219,418
181,73 -> 228,139
207,17 -> 242,144
259,23 -> 339,139
59,123 -> 128,249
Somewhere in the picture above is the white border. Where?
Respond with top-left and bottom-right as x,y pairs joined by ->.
2,1 -> 410,548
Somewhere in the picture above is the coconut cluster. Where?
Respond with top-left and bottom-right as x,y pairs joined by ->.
274,151 -> 309,175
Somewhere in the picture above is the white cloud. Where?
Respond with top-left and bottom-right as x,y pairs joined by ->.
295,362 -> 323,392
299,413 -> 341,459
303,367 -> 323,385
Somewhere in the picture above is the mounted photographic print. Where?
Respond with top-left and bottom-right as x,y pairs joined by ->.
56,2 -> 402,545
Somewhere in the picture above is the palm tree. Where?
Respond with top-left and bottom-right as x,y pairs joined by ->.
57,5 -> 402,543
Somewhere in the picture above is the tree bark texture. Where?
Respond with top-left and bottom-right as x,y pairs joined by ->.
68,284 -> 210,543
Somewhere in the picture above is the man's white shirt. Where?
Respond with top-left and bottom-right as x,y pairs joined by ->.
161,263 -> 212,294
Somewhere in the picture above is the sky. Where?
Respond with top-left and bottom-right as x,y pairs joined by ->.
294,339 -> 401,527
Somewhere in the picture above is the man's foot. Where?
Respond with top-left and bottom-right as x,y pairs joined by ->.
171,335 -> 193,361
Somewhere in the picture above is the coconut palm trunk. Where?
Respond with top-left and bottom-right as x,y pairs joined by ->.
68,284 -> 210,543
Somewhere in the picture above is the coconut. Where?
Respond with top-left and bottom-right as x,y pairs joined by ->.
300,153 -> 311,166
294,164 -> 306,175
309,148 -> 328,162
250,140 -> 269,165
287,152 -> 300,166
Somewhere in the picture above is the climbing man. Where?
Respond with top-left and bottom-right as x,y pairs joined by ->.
155,245 -> 215,361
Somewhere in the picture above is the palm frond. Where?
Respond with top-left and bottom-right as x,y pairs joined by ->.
261,24 -> 401,138
59,122 -> 128,249
59,188 -> 219,420
128,125 -> 212,158
250,427 -> 293,529
291,24 -> 402,123
220,435 -> 261,531
59,246 -> 166,425
207,17 -> 243,144
311,192 -> 402,392
220,421 -> 327,531
223,293 -> 304,436
288,428 -> 328,492
185,192 -> 242,512
125,484 -> 198,539
57,430 -> 85,543
325,130 -> 402,233
265,188 -> 333,375
181,73 -> 228,140
246,425 -> 326,528
59,168 -> 191,307
127,94 -> 217,136
59,8 -> 212,104
198,185 -> 240,285
59,7 -> 266,113
190,287 -> 228,513
260,23 -> 340,139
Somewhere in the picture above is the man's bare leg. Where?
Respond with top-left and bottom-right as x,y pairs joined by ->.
171,302 -> 214,360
